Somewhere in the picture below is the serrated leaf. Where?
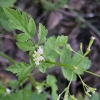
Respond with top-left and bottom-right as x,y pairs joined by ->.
60,47 -> 76,80
22,12 -> 28,26
16,41 -> 34,51
0,0 -> 16,7
38,23 -> 48,44
18,65 -> 33,82
44,37 -> 59,61
6,64 -> 19,74
6,62 -> 33,82
60,47 -> 71,64
15,33 -> 31,42
3,8 -> 27,32
28,18 -> 36,37
56,35 -> 68,47
0,7 -> 13,31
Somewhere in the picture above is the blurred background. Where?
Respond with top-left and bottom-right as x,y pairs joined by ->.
0,0 -> 100,100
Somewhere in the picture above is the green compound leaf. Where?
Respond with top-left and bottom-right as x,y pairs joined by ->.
38,23 -> 48,44
46,75 -> 58,100
3,7 -> 36,38
0,0 -> 16,7
16,41 -> 34,51
15,33 -> 31,42
55,35 -> 68,47
6,62 -> 33,82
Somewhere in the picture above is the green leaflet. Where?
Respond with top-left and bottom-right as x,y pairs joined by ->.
6,62 -> 33,82
3,7 -> 36,37
28,18 -> 36,37
38,23 -> 48,44
0,0 -> 16,7
44,35 -> 68,62
46,75 -> 58,100
60,47 -> 71,63
60,47 -> 76,80
14,33 -> 31,42
0,7 -> 13,31
44,37 -> 59,61
16,41 -> 34,51
55,35 -> 68,47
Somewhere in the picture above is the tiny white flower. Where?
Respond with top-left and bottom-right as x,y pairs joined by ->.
6,88 -> 11,93
35,61 -> 40,65
39,56 -> 44,61
37,47 -> 43,54
33,47 -> 44,65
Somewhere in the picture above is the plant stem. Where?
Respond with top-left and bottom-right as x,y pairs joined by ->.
45,60 -> 74,69
45,60 -> 100,78
80,68 -> 100,78
0,52 -> 15,64
28,75 -> 38,87
67,71 -> 74,89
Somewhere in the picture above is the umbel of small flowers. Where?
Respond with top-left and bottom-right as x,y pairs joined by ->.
33,47 -> 44,65
83,84 -> 97,97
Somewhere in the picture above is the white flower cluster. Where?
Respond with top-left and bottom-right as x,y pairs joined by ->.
33,47 -> 44,65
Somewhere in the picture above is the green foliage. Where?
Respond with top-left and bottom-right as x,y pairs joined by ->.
6,62 -> 33,82
0,84 -> 6,97
46,75 -> 58,100
3,7 -> 36,37
16,41 -> 34,51
0,7 -> 13,31
0,0 -> 16,31
2,7 -> 97,100
0,0 -> 16,7
7,80 -> 18,88
1,88 -> 47,100
40,0 -> 67,11
60,48 -> 91,81
38,23 -> 48,44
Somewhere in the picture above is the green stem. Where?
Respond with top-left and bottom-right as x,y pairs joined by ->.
77,74 -> 85,85
67,71 -> 74,89
0,52 -> 15,64
45,60 -> 100,78
28,75 -> 38,87
45,60 -> 74,69
80,68 -> 100,78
